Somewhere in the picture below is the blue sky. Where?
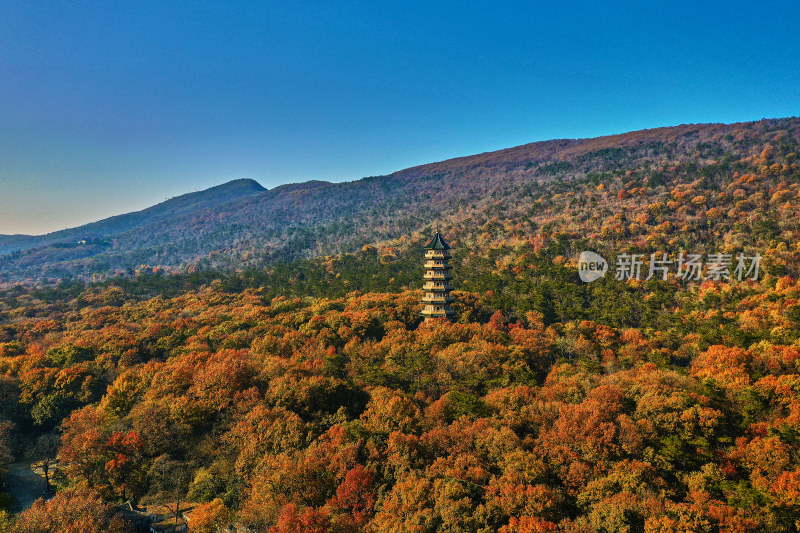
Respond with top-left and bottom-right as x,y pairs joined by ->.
1,1 -> 798,234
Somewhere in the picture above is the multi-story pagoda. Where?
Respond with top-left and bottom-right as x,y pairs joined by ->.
421,230 -> 455,321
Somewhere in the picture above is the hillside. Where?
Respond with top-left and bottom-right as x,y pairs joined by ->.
1,117 -> 799,282
0,178 -> 266,256
2,117 -> 800,531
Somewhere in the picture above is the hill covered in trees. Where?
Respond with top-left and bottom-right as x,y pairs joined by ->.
1,117 -> 800,531
0,178 -> 266,261
2,117 -> 799,281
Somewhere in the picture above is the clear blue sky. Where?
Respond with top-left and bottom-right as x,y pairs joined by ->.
1,1 -> 798,235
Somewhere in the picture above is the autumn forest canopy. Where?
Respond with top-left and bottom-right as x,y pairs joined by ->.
1,117 -> 800,531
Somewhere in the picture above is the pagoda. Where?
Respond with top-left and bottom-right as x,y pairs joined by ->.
421,230 -> 455,321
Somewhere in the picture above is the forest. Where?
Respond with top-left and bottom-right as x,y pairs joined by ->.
0,117 -> 799,531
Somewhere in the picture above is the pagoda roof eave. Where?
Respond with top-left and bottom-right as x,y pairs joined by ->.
424,232 -> 451,250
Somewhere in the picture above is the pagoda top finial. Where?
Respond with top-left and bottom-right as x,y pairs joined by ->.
425,229 -> 451,250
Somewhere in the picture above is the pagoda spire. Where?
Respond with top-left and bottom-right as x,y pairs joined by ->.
421,229 -> 455,322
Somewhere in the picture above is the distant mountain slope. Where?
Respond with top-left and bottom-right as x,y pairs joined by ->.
2,117 -> 799,281
0,179 -> 266,255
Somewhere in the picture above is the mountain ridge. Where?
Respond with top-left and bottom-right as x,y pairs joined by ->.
2,116 -> 798,281
0,178 -> 266,255
0,120 -> 765,244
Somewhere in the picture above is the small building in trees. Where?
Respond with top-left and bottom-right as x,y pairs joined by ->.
421,230 -> 455,321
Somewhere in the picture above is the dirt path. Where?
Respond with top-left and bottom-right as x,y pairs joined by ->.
7,462 -> 47,512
